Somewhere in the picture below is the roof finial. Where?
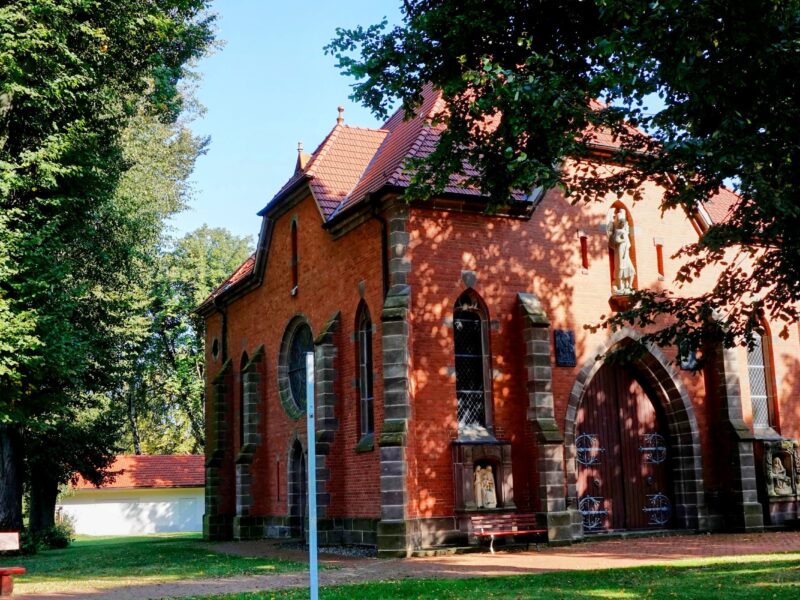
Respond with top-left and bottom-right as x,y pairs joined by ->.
295,141 -> 311,173
337,105 -> 345,125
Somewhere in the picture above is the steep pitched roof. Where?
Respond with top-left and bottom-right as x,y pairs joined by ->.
73,455 -> 204,490
704,187 -> 739,224
199,253 -> 256,311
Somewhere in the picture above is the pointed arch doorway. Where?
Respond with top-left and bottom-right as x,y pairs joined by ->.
288,439 -> 307,540
576,362 -> 673,531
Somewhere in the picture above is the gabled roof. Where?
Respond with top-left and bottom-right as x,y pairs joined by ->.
73,455 -> 204,490
262,84 -> 529,222
201,86 -> 740,310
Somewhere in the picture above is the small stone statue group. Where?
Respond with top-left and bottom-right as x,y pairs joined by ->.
474,465 -> 498,509
772,456 -> 793,496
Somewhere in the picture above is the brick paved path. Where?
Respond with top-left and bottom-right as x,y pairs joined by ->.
17,530 -> 800,600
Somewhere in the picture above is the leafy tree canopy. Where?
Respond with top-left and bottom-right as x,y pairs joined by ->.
0,0 -> 215,531
327,0 -> 800,354
119,226 -> 253,456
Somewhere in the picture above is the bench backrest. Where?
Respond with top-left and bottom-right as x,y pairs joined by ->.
470,513 -> 540,531
0,532 -> 20,552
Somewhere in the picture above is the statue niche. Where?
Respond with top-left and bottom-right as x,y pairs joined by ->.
607,207 -> 636,296
764,440 -> 800,497
474,465 -> 498,509
452,442 -> 515,513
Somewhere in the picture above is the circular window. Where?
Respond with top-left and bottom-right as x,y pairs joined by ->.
211,338 -> 220,361
278,318 -> 314,419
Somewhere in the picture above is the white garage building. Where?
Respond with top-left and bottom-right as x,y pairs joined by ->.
58,454 -> 204,536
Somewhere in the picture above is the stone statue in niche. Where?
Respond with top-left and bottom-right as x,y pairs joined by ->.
474,465 -> 498,509
608,208 -> 636,295
772,456 -> 793,496
764,440 -> 800,497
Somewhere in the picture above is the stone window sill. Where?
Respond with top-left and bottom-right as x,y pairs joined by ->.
355,433 -> 375,453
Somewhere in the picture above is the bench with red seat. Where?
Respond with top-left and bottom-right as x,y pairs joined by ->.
0,533 -> 26,597
470,512 -> 547,554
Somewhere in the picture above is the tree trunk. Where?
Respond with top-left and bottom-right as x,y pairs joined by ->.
0,424 -> 23,531
127,387 -> 142,455
28,468 -> 59,535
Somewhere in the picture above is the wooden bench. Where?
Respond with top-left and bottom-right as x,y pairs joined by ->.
0,532 -> 26,597
470,513 -> 547,554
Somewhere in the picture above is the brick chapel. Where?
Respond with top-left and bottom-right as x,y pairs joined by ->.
198,86 -> 800,557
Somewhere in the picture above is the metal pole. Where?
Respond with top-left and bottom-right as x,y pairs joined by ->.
305,352 -> 319,600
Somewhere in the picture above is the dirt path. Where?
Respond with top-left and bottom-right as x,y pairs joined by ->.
16,530 -> 800,600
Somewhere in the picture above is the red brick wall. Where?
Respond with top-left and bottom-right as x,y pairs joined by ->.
205,169 -> 800,525
404,165 -> 800,519
205,193 -> 385,519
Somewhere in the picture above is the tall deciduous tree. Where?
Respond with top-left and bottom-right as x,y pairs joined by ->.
119,226 -> 252,456
0,0 -> 215,531
327,0 -> 800,356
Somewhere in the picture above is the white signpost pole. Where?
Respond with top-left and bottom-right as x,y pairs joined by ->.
305,352 -> 319,600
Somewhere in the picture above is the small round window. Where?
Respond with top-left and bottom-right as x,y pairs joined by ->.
211,338 -> 220,361
278,318 -> 314,419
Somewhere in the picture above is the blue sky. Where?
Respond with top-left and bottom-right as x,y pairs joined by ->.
171,0 -> 402,242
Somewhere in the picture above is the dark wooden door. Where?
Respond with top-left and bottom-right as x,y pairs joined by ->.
576,363 -> 671,531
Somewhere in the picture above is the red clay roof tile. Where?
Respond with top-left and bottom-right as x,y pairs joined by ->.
73,455 -> 204,490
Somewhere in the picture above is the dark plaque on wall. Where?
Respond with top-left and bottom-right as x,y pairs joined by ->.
554,330 -> 577,367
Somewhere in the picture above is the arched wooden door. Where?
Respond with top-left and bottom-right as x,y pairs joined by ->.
575,363 -> 672,532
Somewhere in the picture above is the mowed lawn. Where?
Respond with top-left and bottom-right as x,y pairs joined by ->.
180,553 -> 800,600
0,533 -> 304,595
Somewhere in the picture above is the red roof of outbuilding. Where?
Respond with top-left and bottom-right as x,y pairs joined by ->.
73,455 -> 204,490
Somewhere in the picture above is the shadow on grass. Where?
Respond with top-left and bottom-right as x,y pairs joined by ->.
181,555 -> 800,600
0,533 -> 304,592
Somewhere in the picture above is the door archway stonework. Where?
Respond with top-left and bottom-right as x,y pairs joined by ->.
565,329 -> 708,533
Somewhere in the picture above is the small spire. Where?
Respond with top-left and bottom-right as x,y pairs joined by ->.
295,141 -> 311,173
336,105 -> 345,125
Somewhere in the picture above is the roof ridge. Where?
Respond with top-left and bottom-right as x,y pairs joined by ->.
342,124 -> 389,133
304,124 -> 343,177
387,121 -> 433,186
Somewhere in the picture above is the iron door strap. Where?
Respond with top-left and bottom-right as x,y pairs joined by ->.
643,492 -> 672,526
579,495 -> 608,531
576,433 -> 606,466
638,433 -> 667,464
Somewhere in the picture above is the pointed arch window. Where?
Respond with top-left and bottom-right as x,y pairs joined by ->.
747,328 -> 777,430
454,290 -> 493,435
356,302 -> 375,438
239,351 -> 249,447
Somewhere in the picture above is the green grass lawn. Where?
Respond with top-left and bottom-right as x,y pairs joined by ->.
178,553 -> 800,600
0,533 -> 304,595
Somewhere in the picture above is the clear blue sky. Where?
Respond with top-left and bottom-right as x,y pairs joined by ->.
170,0 -> 402,242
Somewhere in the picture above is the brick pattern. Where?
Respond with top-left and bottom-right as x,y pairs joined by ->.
564,328 -> 708,534
518,292 -> 573,545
